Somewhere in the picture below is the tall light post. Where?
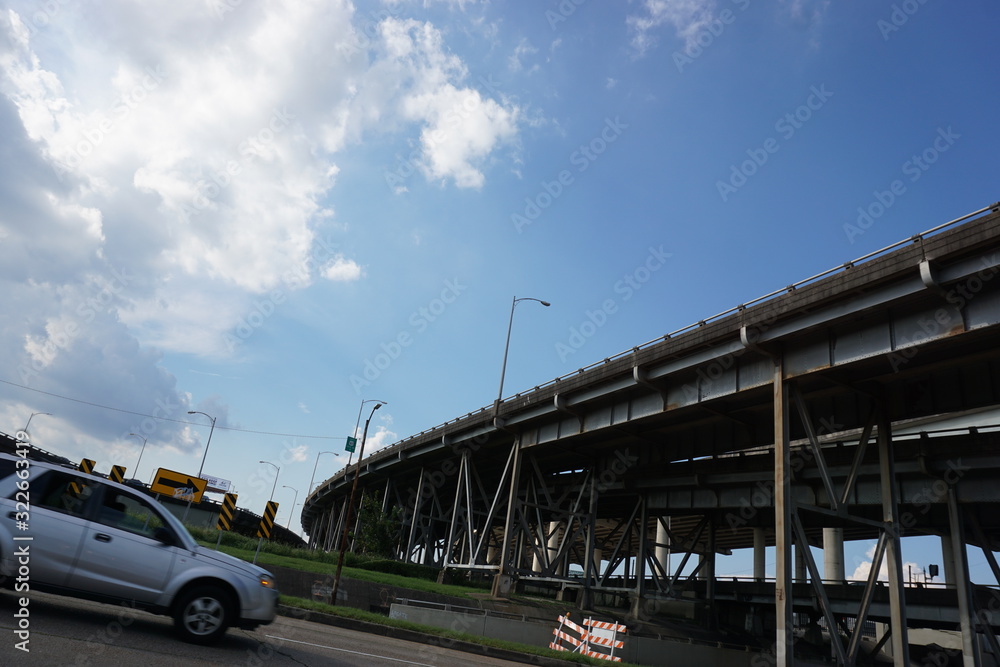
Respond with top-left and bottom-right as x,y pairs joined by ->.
128,433 -> 148,481
332,401 -> 384,605
282,485 -> 299,528
348,399 -> 386,467
20,412 -> 51,440
252,460 -> 280,564
307,451 -> 339,497
495,296 -> 550,414
182,411 -> 216,523
259,461 -> 280,502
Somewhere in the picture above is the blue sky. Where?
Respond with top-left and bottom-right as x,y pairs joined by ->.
1,1 -> 998,582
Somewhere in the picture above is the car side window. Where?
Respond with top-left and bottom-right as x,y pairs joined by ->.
35,470 -> 96,518
96,488 -> 168,539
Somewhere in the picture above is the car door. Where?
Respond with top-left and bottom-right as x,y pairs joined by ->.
3,469 -> 97,588
66,483 -> 179,604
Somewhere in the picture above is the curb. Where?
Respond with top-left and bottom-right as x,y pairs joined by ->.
277,604 -> 576,667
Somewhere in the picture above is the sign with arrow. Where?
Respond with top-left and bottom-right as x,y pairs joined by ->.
151,467 -> 207,502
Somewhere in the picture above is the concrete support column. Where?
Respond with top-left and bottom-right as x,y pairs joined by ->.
823,528 -> 845,582
532,521 -> 562,574
941,534 -> 958,586
753,528 -> 766,581
794,543 -> 807,582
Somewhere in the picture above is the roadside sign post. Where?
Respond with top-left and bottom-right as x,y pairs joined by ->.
215,492 -> 238,550
253,501 -> 279,564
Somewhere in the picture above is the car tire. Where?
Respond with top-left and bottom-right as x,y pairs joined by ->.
173,584 -> 233,645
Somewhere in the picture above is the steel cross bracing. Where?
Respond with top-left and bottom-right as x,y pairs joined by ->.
301,204 -> 1000,666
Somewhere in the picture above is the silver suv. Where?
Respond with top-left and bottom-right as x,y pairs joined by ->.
0,452 -> 279,644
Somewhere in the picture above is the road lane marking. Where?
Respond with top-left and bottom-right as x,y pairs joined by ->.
264,634 -> 436,665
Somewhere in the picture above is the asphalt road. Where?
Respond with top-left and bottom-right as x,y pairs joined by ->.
0,590 -> 522,666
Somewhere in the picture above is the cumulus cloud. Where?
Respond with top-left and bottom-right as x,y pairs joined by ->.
321,255 -> 364,282
0,0 -> 520,461
849,541 -> 921,582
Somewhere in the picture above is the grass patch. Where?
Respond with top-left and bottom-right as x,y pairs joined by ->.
191,536 -> 485,599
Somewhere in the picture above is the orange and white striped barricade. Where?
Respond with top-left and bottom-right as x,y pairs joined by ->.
581,618 -> 627,662
550,614 -> 587,654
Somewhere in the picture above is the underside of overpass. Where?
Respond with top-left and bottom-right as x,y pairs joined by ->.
304,202 -> 1000,666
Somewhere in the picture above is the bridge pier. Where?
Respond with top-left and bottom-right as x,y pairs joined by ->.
823,527 -> 844,582
753,527 -> 766,581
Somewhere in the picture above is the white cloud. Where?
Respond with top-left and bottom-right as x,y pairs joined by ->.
849,541 -> 921,583
377,17 -> 520,189
627,0 -> 830,55
508,38 -> 538,73
0,1 -> 519,352
321,255 -> 364,282
627,0 -> 718,56
0,1 -> 520,454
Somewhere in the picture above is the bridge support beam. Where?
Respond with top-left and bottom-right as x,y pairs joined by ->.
948,489 -> 981,667
773,357 -> 794,666
493,437 -> 523,598
878,407 -> 911,666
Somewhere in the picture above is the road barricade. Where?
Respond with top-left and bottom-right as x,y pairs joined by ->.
549,613 -> 627,662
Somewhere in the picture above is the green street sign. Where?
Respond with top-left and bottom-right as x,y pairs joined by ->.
345,436 -> 357,453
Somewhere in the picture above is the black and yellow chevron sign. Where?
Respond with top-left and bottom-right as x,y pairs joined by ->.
217,493 -> 238,531
70,458 -> 96,496
256,501 -> 279,539
109,465 -> 126,484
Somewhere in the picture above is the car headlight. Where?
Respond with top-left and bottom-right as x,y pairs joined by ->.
259,575 -> 276,589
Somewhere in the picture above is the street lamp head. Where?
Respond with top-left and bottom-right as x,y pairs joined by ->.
540,301 -> 551,307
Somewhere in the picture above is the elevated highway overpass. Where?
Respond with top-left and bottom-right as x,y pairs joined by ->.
304,202 -> 1000,665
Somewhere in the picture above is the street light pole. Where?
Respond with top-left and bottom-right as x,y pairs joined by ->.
259,461 -> 280,502
282,485 -> 299,528
332,401 -> 384,605
182,411 -> 216,523
348,399 -> 386,468
495,296 -> 550,415
128,433 -> 148,481
253,461 -> 280,564
307,451 -> 338,497
20,412 -> 51,441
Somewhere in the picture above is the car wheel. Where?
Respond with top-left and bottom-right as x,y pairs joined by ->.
174,585 -> 232,644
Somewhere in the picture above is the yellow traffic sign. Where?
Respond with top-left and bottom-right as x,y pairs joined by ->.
70,458 -> 96,497
256,501 -> 278,539
110,465 -> 127,484
151,467 -> 207,502
217,493 -> 238,531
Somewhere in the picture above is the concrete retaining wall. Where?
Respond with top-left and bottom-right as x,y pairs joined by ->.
389,603 -> 758,666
